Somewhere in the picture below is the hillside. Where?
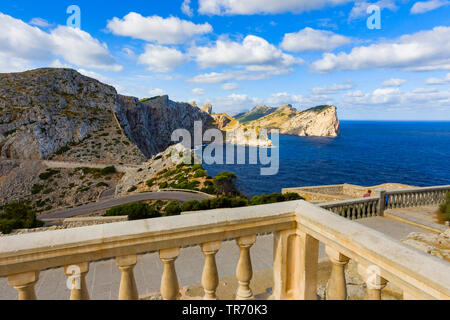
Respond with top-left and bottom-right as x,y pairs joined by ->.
235,105 -> 276,123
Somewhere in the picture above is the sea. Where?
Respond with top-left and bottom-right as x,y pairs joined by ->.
199,121 -> 450,197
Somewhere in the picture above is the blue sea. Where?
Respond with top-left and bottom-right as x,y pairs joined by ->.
200,121 -> 450,197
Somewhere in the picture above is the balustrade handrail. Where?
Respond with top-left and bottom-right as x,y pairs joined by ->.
0,201 -> 298,276
319,197 -> 378,208
384,185 -> 450,195
0,200 -> 449,300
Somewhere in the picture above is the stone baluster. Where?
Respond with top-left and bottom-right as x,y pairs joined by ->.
64,262 -> 90,300
325,246 -> 349,300
272,229 -> 319,300
116,255 -> 139,300
235,235 -> 257,300
8,271 -> 40,300
201,241 -> 222,300
357,264 -> 388,300
159,248 -> 181,300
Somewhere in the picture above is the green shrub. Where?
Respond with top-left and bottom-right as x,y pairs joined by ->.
0,202 -> 44,234
76,166 -> 116,179
194,169 -> 207,178
31,184 -> 44,195
164,202 -> 182,216
213,172 -> 238,195
200,186 -> 217,195
55,145 -> 70,155
96,182 -> 109,188
154,155 -> 163,161
39,169 -> 60,180
439,192 -> 450,221
128,186 -> 138,193
43,188 -> 54,195
180,193 -> 303,213
104,202 -> 161,220
146,178 -> 157,187
159,182 -> 168,189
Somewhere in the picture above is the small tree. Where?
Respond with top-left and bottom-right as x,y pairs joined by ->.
213,172 -> 238,196
0,202 -> 44,234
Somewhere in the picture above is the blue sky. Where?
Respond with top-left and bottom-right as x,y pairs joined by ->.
0,0 -> 449,120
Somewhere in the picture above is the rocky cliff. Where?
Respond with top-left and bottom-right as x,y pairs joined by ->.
114,95 -> 215,158
211,113 -> 272,147
237,105 -> 340,137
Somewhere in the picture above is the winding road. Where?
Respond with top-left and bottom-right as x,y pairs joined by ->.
40,191 -> 212,221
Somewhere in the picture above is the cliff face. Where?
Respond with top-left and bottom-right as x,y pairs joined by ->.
114,95 -> 216,158
242,105 -> 340,137
211,113 -> 272,147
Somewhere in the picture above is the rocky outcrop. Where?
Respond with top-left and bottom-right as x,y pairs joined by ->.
212,113 -> 234,130
200,103 -> 213,114
403,229 -> 450,262
246,105 -> 340,137
211,112 -> 272,147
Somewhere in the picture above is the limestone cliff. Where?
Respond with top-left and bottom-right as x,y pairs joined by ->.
239,104 -> 340,137
114,95 -> 215,158
211,113 -> 272,147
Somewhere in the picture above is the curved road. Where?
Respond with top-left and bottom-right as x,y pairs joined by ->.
40,191 -> 211,221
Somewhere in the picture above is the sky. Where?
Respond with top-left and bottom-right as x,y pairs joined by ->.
0,0 -> 449,120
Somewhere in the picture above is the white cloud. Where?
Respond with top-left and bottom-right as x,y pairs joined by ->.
0,52 -> 33,73
0,12 -> 121,72
149,88 -> 166,96
189,72 -> 235,83
349,0 -> 398,19
51,26 -> 122,71
29,17 -> 51,28
281,28 -> 351,52
77,69 -> 113,84
198,0 -> 353,15
191,35 -> 301,69
107,12 -> 212,44
343,87 -> 450,107
382,78 -> 407,87
182,0 -> 194,17
138,44 -> 187,72
312,26 -> 450,73
192,88 -> 206,95
188,66 -> 294,83
411,0 -> 450,14
311,83 -> 354,94
425,73 -> 450,84
221,82 -> 239,91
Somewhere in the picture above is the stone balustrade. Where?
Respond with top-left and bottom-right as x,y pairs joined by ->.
319,197 -> 381,220
318,185 -> 450,220
0,201 -> 449,300
384,185 -> 450,210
